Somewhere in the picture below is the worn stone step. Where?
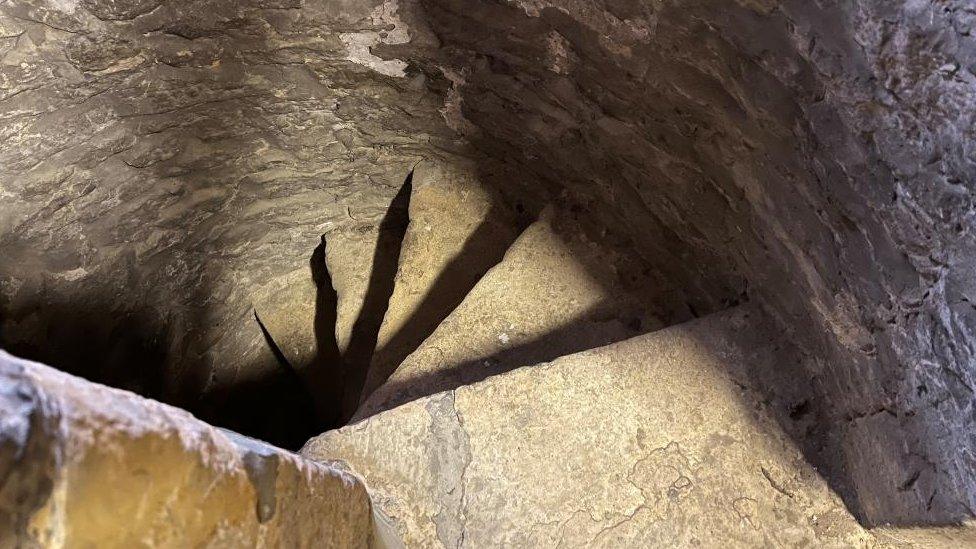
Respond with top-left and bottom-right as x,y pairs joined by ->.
302,306 -> 877,548
0,350 -> 391,547
355,160 -> 520,410
355,210 -> 666,419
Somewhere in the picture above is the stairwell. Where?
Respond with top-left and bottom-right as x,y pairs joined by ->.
4,157 -> 976,547
3,0 -> 976,546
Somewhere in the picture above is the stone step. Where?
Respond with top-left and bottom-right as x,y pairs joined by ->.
354,210 -> 665,419
355,160 -> 520,410
0,350 -> 391,547
302,306 -> 877,548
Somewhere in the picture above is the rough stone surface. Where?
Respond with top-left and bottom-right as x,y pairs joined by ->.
360,158 -> 520,405
387,0 -> 976,525
305,306 -> 879,548
874,526 -> 976,549
357,211 -> 669,418
327,223 -> 392,357
252,268 -> 321,373
2,0 -> 976,529
0,350 -> 391,547
0,0 -> 457,443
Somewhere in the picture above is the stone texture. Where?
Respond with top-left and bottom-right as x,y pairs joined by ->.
252,268 -> 321,373
874,526 -> 976,549
304,306 -> 879,548
393,0 -> 976,525
2,0 -> 976,530
327,223 -> 391,357
0,349 -> 393,547
359,158 -> 520,405
356,210 -> 668,418
0,0 -> 457,442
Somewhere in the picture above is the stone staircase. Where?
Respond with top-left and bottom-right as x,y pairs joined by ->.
303,307 -> 873,547
5,163 -> 975,547
355,208 -> 665,420
290,163 -> 880,546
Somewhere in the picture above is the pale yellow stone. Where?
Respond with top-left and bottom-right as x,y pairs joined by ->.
305,307 -> 883,548
361,160 -> 519,403
356,212 -> 663,419
0,351 -> 396,548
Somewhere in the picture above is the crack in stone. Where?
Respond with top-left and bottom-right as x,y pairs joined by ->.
761,466 -> 795,500
448,391 -> 471,549
427,391 -> 472,549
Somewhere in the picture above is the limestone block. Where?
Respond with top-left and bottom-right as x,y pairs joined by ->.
361,160 -> 520,403
0,351 -> 395,548
305,307 -> 878,548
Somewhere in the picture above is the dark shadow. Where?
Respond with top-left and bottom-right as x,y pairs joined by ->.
310,237 -> 342,371
204,373 -> 318,451
232,236 -> 347,443
305,236 -> 344,427
206,317 -> 320,449
0,296 -> 169,402
0,288 -> 315,450
338,171 -> 413,419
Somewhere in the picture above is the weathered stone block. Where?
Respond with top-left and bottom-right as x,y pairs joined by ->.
0,350 -> 393,548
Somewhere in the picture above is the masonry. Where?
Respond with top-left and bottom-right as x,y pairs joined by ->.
2,0 -> 975,544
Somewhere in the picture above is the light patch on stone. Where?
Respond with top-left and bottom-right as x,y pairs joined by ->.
92,54 -> 146,75
513,0 -> 546,17
339,0 -> 410,78
545,30 -> 574,75
55,267 -> 88,282
438,67 -> 475,134
48,0 -> 81,14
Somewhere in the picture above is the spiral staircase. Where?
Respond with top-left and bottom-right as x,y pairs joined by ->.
4,160 -> 972,547
284,161 -> 946,547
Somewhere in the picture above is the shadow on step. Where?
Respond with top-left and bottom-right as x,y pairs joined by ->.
338,172 -> 413,420
203,356 -> 321,451
356,207 -> 528,411
252,239 -> 346,432
360,309 -> 652,417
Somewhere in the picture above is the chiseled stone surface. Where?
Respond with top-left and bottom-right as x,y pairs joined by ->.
356,212 -> 668,418
0,350 -> 390,548
305,306 -> 880,548
361,159 -> 520,403
3,0 -> 976,529
0,0 -> 454,439
396,0 -> 976,525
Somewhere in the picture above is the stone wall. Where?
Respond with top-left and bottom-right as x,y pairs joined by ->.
394,0 -> 976,526
0,0 -> 466,446
2,0 -> 975,528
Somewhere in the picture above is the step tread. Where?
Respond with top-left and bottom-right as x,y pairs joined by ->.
355,213 -> 664,418
359,161 -> 519,401
326,223 -> 396,355
302,306 -> 874,548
